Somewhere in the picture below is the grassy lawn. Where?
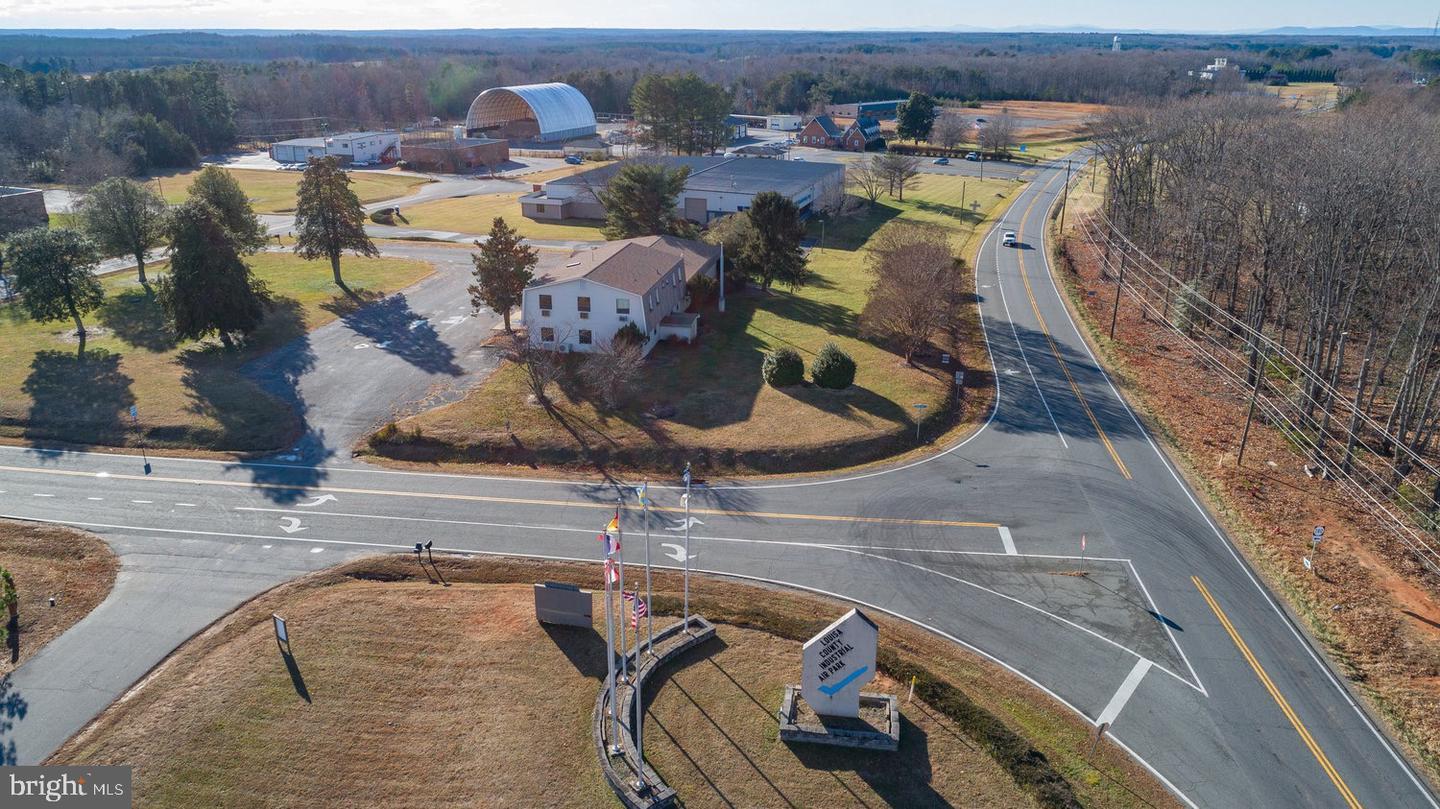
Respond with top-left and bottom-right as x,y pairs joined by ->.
400,191 -> 606,241
379,173 -> 1020,473
1261,81 -> 1340,111
153,168 -> 429,214
0,253 -> 433,452
47,212 -> 78,229
0,520 -> 118,675
50,555 -> 1174,808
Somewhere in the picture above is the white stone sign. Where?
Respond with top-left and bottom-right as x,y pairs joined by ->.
801,609 -> 879,718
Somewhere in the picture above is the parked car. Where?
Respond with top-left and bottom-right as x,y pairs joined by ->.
976,117 -> 988,123
965,152 -> 979,161
564,155 -> 584,165
933,157 -> 950,165
1002,231 -> 1018,247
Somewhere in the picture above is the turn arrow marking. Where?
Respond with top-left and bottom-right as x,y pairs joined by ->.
665,517 -> 705,532
659,543 -> 696,562
297,494 -> 338,508
278,517 -> 307,534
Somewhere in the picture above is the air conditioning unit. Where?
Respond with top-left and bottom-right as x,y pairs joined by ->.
540,309 -> 551,318
579,312 -> 589,319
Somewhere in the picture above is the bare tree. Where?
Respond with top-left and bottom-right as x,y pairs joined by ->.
502,333 -> 567,407
933,113 -> 968,150
849,156 -> 887,205
876,153 -> 922,201
580,338 -> 646,408
977,107 -> 1017,156
859,223 -> 960,363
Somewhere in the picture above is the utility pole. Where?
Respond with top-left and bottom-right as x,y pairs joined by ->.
1109,251 -> 1125,340
1059,159 -> 1072,233
1238,347 -> 1268,467
1313,331 -> 1347,470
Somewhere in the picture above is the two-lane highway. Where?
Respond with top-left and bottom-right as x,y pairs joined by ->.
1,157 -> 1434,807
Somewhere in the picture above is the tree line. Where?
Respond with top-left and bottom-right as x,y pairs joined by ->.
1091,87 -> 1440,530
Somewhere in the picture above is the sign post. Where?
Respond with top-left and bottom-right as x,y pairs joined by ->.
272,613 -> 289,651
1308,525 -> 1324,575
912,403 -> 928,442
801,609 -> 879,718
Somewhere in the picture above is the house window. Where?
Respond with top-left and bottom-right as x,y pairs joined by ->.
538,294 -> 552,310
579,329 -> 592,345
577,296 -> 591,313
536,204 -> 547,214
540,327 -> 555,342
616,298 -> 630,314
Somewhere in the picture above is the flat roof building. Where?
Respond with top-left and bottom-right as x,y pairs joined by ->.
521,156 -> 845,224
269,131 -> 400,165
465,82 -> 597,144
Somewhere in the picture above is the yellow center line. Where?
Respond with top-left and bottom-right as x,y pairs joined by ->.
0,464 -> 999,529
1193,576 -> 1363,809
1012,174 -> 1132,479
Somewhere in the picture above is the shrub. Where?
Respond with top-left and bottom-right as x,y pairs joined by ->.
614,321 -> 646,348
810,342 -> 856,389
687,272 -> 717,307
761,347 -> 804,387
369,209 -> 395,226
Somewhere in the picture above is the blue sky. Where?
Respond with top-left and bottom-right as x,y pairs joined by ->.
0,0 -> 1431,32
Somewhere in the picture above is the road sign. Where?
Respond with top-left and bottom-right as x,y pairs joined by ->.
802,609 -> 879,718
1020,144 -> 1028,152
129,405 -> 138,421
272,614 -> 288,646
1312,525 -> 1325,541
1303,556 -> 1313,571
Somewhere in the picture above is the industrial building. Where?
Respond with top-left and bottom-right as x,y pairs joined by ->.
0,186 -> 48,237
823,99 -> 908,120
521,156 -> 844,224
400,128 -> 510,174
269,131 -> 400,165
465,82 -> 597,144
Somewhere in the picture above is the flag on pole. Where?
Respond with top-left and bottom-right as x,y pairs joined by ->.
623,591 -> 649,629
604,557 -> 620,584
682,464 -> 691,487
1081,534 -> 1087,552
635,482 -> 649,507
606,511 -> 620,534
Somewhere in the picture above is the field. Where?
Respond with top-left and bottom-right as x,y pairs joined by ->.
153,168 -> 429,214
0,253 -> 433,452
50,555 -> 1176,808
370,173 -> 1019,474
1260,81 -> 1341,111
0,519 -> 118,675
399,191 -> 606,241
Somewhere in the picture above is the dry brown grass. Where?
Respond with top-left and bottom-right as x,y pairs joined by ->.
52,555 -> 1174,809
0,519 -> 117,674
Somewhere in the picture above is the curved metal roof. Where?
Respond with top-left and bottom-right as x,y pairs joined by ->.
465,82 -> 596,140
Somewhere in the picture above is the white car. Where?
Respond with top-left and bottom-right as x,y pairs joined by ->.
1002,231 -> 1018,247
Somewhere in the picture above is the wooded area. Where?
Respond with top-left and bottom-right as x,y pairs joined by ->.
1087,86 -> 1440,570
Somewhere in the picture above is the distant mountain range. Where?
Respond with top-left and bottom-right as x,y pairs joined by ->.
1,25 -> 1435,39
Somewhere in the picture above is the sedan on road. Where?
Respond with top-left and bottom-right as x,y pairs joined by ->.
933,157 -> 950,165
1003,231 -> 1018,247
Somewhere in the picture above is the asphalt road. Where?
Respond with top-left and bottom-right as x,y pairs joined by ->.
1,159 -> 1435,808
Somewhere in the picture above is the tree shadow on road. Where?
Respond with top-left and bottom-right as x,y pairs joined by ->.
0,674 -> 29,765
321,292 -> 463,377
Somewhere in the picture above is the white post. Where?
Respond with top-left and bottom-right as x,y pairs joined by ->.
718,243 -> 726,313
616,500 -> 627,681
603,549 -> 619,754
644,483 -> 654,655
683,462 -> 692,632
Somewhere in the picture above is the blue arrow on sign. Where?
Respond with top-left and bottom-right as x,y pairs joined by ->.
818,665 -> 870,696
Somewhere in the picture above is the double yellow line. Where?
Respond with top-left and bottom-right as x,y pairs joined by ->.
1010,175 -> 1132,479
1193,576 -> 1363,809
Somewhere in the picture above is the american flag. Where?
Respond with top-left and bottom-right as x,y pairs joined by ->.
623,591 -> 648,628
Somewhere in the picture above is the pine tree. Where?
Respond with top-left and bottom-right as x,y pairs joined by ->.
599,161 -> 694,240
742,192 -> 808,291
469,217 -> 537,333
294,156 -> 379,293
187,166 -> 267,253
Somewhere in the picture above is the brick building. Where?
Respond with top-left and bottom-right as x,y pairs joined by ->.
796,115 -> 884,152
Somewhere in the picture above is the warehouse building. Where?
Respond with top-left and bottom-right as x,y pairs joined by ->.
520,156 -> 844,224
824,99 -> 908,120
465,82 -> 597,144
400,131 -> 510,174
269,131 -> 400,165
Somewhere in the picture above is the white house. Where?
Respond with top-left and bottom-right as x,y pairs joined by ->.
521,236 -> 721,356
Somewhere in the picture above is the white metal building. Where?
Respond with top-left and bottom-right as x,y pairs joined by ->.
269,131 -> 400,165
766,114 -> 803,131
465,82 -> 597,143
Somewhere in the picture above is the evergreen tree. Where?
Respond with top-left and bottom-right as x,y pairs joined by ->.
77,176 -> 168,284
294,156 -> 379,293
895,92 -> 940,143
469,217 -> 537,333
3,227 -> 104,352
187,166 -> 266,253
599,161 -> 694,240
630,72 -> 732,155
157,200 -> 270,349
742,191 -> 808,291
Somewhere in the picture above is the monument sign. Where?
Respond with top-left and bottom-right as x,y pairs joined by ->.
801,608 -> 878,718
534,581 -> 594,627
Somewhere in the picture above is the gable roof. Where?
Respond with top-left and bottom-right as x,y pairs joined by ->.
851,116 -> 884,139
630,235 -> 721,281
807,115 -> 844,138
530,239 -> 684,297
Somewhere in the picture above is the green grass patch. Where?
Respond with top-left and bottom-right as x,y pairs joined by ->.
399,192 -> 606,242
152,168 -> 429,214
0,253 -> 433,451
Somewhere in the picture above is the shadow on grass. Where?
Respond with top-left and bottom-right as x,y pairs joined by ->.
281,649 -> 312,703
787,713 -> 943,808
812,203 -> 903,252
97,287 -> 178,352
20,349 -> 136,449
773,383 -> 912,428
542,623 -> 608,680
912,199 -> 985,224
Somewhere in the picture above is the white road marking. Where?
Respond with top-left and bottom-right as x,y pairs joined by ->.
310,547 -> 324,553
407,319 -> 426,330
278,517 -> 306,534
353,343 -> 370,350
32,493 -> 54,497
87,496 -> 103,501
992,225 -> 1068,448
261,544 -> 272,549
96,472 -> 110,478
175,503 -> 197,507
999,526 -> 1017,555
131,500 -> 153,504
1097,658 -> 1152,727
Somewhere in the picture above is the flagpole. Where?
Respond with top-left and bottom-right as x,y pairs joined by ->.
682,461 -> 692,633
603,545 -> 619,754
616,499 -> 628,681
643,481 -> 654,655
